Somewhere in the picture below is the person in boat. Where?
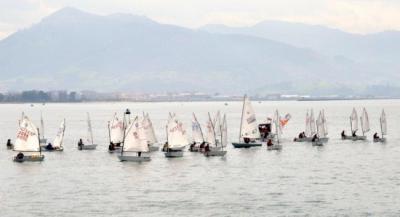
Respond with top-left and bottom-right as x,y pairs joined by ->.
46,143 -> 54,150
267,139 -> 273,147
162,142 -> 168,152
373,132 -> 380,139
16,152 -> 24,160
6,139 -> 13,149
204,143 -> 210,152
108,142 -> 116,151
189,142 -> 196,151
298,132 -> 304,139
78,138 -> 84,150
138,152 -> 142,157
312,134 -> 318,142
243,137 -> 251,144
352,130 -> 357,137
199,141 -> 206,149
341,130 -> 346,139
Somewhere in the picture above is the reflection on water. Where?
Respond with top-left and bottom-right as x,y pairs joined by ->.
0,100 -> 399,216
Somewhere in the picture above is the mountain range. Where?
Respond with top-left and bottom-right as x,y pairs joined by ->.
0,7 -> 399,95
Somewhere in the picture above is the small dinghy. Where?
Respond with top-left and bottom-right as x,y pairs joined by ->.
118,116 -> 151,162
79,113 -> 97,150
232,95 -> 262,148
142,113 -> 159,152
204,113 -> 227,157
267,110 -> 282,151
342,108 -> 368,141
189,113 -> 205,152
44,119 -> 66,152
108,113 -> 125,153
164,114 -> 188,158
374,109 -> 387,143
312,110 -> 329,146
13,116 -> 45,162
294,110 -> 316,142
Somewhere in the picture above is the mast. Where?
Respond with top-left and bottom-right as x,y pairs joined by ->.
107,121 -> 111,145
238,95 -> 246,142
208,112 -> 217,148
193,113 -> 205,142
40,112 -> 45,140
38,128 -> 42,156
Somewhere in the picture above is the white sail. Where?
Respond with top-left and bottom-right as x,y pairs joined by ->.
192,113 -> 204,143
167,115 -> 188,149
123,117 -> 149,153
239,95 -> 260,140
316,111 -> 326,138
206,113 -> 217,146
221,114 -> 228,148
86,112 -> 94,145
305,110 -> 311,137
213,111 -> 222,142
109,114 -> 124,144
350,108 -> 359,132
380,109 -> 387,136
360,107 -> 370,134
14,116 -> 40,152
322,110 -> 328,136
273,110 -> 281,143
142,114 -> 157,145
40,112 -> 45,139
309,109 -> 316,135
53,119 -> 66,148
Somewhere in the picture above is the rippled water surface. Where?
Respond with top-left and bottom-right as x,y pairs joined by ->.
0,100 -> 399,216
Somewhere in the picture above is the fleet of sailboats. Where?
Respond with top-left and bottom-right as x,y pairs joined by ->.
7,98 -> 390,163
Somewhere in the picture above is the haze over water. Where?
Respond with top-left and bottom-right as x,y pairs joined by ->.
0,100 -> 399,216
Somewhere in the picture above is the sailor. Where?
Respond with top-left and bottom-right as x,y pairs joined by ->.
341,130 -> 346,139
373,132 -> 380,139
199,141 -> 205,149
138,152 -> 142,157
77,138 -> 84,150
204,143 -> 210,152
6,139 -> 13,149
162,142 -> 168,152
298,132 -> 304,139
189,142 -> 196,151
352,130 -> 357,137
46,143 -> 54,150
312,134 -> 318,142
109,142 -> 116,151
267,139 -> 273,147
16,152 -> 24,160
243,137 -> 251,144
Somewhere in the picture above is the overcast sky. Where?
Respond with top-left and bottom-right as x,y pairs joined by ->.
1,0 -> 400,39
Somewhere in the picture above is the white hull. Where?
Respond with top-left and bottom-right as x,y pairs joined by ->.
13,155 -> 44,162
267,144 -> 282,150
165,151 -> 183,158
342,135 -> 367,141
79,144 -> 97,150
204,150 -> 227,157
373,138 -> 386,143
118,155 -> 151,162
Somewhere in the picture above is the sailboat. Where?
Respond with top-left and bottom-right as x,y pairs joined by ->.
342,108 -> 367,141
47,119 -> 66,151
142,113 -> 159,152
232,95 -> 262,148
204,113 -> 227,157
79,113 -> 97,150
118,116 -> 150,162
294,110 -> 314,142
108,113 -> 124,152
267,110 -> 282,150
165,114 -> 188,158
213,111 -> 222,144
312,110 -> 329,146
13,115 -> 44,162
39,112 -> 47,146
374,109 -> 387,143
190,113 -> 205,152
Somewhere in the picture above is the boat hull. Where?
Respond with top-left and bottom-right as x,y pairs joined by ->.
118,155 -> 151,162
294,137 -> 313,142
13,155 -> 44,162
148,145 -> 160,152
165,151 -> 183,158
267,144 -> 282,150
204,150 -> 227,157
79,144 -> 97,150
342,135 -> 367,141
373,138 -> 386,143
232,142 -> 262,148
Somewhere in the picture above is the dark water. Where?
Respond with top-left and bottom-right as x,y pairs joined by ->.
0,100 -> 399,216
